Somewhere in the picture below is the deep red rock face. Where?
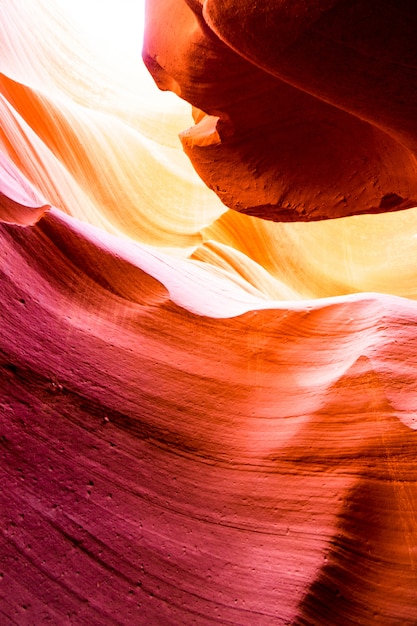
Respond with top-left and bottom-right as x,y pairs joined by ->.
143,0 -> 417,221
2,1 -> 417,625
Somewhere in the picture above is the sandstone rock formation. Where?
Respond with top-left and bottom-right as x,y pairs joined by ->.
143,0 -> 417,221
1,1 -> 417,625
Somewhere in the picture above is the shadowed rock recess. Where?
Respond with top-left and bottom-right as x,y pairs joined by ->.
143,0 -> 417,222
1,0 -> 417,624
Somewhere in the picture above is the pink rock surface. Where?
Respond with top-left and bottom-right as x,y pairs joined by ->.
2,211 -> 417,624
1,1 -> 417,624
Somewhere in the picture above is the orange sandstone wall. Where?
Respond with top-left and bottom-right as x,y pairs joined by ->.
1,1 -> 417,624
143,0 -> 417,221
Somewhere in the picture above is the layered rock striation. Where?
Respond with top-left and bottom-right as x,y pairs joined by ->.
1,1 -> 417,624
143,0 -> 417,221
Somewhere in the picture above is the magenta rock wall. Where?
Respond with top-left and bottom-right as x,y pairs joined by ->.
1,1 -> 417,624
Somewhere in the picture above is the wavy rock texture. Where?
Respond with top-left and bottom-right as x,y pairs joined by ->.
143,0 -> 417,221
1,1 -> 417,625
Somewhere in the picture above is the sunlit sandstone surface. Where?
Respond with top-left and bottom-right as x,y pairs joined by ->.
1,1 -> 417,624
143,0 -> 417,222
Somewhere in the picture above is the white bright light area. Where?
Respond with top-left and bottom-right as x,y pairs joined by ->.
55,0 -> 145,60
53,0 -> 187,114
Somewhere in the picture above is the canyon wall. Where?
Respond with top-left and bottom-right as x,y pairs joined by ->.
1,1 -> 417,624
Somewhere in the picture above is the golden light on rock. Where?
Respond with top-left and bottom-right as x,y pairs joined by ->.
1,1 -> 417,624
